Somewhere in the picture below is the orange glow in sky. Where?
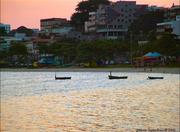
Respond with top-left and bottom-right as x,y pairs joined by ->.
1,0 -> 179,29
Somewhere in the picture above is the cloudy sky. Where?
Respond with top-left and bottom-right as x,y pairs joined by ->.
1,0 -> 179,29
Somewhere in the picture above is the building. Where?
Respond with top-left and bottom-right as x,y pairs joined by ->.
0,23 -> 11,33
85,12 -> 97,33
164,5 -> 180,22
157,5 -> 180,39
40,18 -> 69,33
148,6 -> 167,11
85,1 -> 148,39
51,27 -> 73,36
157,15 -> 180,39
0,32 -> 32,51
0,36 -> 24,51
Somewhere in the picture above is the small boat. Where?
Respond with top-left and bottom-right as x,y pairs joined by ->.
108,71 -> 128,79
55,76 -> 71,80
109,75 -> 128,79
148,76 -> 164,79
55,73 -> 71,80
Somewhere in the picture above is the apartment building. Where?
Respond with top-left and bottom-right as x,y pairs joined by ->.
40,18 -> 69,33
157,5 -> 180,39
85,1 -> 148,39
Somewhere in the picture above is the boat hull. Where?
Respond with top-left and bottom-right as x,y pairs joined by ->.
108,75 -> 128,79
148,76 -> 163,79
55,77 -> 71,80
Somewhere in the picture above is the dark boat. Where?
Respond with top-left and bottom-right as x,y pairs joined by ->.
148,76 -> 163,79
108,71 -> 128,79
109,75 -> 128,79
55,73 -> 71,80
55,76 -> 71,80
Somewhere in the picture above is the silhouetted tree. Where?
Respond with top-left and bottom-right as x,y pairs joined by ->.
129,10 -> 165,41
9,42 -> 28,64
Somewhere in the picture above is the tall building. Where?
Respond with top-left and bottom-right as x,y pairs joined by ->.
40,18 -> 69,33
85,1 -> 148,39
0,23 -> 11,33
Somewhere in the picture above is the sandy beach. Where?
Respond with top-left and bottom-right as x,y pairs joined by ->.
1,67 -> 180,74
1,77 -> 179,132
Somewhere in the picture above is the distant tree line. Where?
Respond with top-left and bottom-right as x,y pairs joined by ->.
1,33 -> 179,67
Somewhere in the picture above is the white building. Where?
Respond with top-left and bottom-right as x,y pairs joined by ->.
85,1 -> 148,39
85,12 -> 96,33
157,15 -> 180,39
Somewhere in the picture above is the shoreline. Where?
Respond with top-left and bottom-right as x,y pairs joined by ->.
0,67 -> 180,74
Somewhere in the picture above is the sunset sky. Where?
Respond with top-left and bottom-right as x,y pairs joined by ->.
1,0 -> 179,29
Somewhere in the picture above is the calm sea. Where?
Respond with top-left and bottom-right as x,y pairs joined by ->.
1,72 -> 179,98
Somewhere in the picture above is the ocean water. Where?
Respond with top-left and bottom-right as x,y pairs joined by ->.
0,72 -> 179,97
1,72 -> 179,131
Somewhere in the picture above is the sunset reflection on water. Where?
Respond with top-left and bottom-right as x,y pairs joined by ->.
1,72 -> 179,131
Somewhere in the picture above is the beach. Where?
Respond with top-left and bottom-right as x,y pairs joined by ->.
1,67 -> 180,74
1,72 -> 179,132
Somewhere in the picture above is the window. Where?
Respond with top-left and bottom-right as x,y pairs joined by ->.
117,19 -> 120,22
121,19 -> 124,22
108,25 -> 113,29
114,25 -> 117,28
118,32 -> 122,36
118,25 -> 122,28
114,32 -> 117,36
108,32 -> 113,36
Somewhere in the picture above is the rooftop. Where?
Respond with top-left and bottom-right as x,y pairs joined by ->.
40,18 -> 67,22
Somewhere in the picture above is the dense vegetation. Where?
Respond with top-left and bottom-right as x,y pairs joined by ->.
129,10 -> 165,41
1,33 -> 179,67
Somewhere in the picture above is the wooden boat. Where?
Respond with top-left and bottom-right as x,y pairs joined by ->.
109,75 -> 128,79
108,71 -> 128,79
148,76 -> 163,79
55,76 -> 71,80
55,73 -> 71,80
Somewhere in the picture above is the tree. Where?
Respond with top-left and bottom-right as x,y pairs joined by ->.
155,33 -> 180,56
37,44 -> 52,54
50,42 -> 78,64
140,33 -> 180,57
76,39 -> 129,64
76,41 -> 95,63
0,28 -> 7,36
9,42 -> 28,64
71,0 -> 110,31
129,10 -> 165,41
